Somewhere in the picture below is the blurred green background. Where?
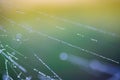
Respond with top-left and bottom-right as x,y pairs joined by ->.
0,0 -> 120,80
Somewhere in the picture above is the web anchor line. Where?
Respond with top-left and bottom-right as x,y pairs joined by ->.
34,54 -> 62,80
